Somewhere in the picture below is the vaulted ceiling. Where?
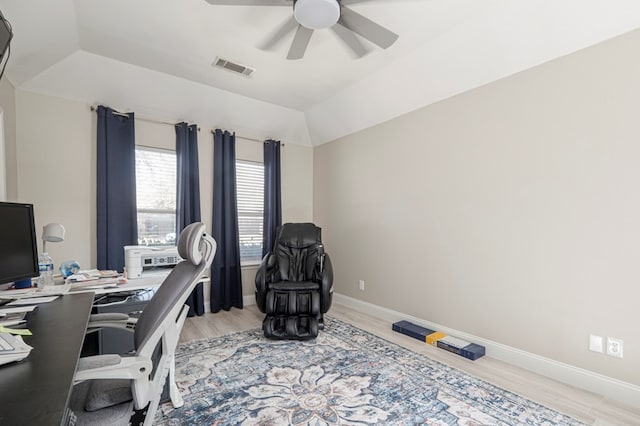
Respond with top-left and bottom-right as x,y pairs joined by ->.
1,0 -> 640,145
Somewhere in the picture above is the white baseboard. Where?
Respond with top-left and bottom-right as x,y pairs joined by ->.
334,293 -> 640,410
203,296 -> 255,313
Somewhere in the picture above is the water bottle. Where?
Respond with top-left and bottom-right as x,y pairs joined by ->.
38,252 -> 55,287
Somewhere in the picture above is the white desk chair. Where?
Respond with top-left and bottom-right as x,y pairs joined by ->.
69,222 -> 216,425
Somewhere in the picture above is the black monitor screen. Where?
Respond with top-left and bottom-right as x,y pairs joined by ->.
0,202 -> 39,285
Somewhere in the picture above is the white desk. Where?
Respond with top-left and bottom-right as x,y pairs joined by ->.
1,270 -> 209,304
0,275 -> 165,299
88,270 -> 209,294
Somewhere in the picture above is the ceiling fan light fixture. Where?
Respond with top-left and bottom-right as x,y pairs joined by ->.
294,0 -> 340,30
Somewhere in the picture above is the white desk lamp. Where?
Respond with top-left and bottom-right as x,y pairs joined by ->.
42,223 -> 65,253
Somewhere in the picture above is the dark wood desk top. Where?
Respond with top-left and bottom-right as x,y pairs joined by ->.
0,292 -> 94,426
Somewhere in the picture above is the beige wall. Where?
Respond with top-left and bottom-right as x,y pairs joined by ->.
16,92 -> 94,269
13,91 -> 314,300
0,77 -> 16,200
314,29 -> 640,386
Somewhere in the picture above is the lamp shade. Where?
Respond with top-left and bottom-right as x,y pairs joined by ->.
42,223 -> 65,242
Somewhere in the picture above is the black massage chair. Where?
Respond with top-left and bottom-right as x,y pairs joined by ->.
255,223 -> 333,340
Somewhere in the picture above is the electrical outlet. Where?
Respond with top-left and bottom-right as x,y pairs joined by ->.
588,334 -> 603,353
606,337 -> 624,358
358,280 -> 365,291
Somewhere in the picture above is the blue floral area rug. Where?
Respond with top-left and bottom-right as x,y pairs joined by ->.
157,318 -> 585,425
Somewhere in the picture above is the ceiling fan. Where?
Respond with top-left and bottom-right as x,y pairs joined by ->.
204,0 -> 399,60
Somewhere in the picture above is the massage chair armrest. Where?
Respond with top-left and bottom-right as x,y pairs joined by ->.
255,252 -> 278,294
86,313 -> 137,334
320,253 -> 334,312
74,354 -> 153,383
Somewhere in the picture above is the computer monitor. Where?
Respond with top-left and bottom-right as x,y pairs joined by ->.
0,202 -> 39,285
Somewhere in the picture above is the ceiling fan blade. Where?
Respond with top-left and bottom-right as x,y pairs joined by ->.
259,16 -> 298,50
287,25 -> 314,60
338,5 -> 399,49
331,24 -> 370,58
205,0 -> 292,5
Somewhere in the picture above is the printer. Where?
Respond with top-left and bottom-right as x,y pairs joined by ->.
124,245 -> 182,279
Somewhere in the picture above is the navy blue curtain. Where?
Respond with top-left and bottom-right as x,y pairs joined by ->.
176,122 -> 204,317
96,106 -> 137,272
210,129 -> 243,312
262,139 -> 282,257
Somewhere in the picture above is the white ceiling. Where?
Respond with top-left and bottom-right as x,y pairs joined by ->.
1,0 -> 640,146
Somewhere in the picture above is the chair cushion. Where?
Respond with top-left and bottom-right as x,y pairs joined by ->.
265,289 -> 320,316
85,379 -> 133,412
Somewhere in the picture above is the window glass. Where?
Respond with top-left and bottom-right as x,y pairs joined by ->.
135,147 -> 176,246
236,160 -> 264,264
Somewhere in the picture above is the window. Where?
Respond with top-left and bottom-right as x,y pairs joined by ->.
135,147 -> 176,246
236,160 -> 264,264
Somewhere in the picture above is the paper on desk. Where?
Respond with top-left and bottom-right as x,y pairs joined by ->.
0,310 -> 26,326
0,333 -> 33,365
80,284 -> 121,291
1,288 -> 33,296
67,269 -> 120,282
0,306 -> 37,314
0,325 -> 32,336
7,296 -> 58,305
1,285 -> 71,300
32,284 -> 70,296
0,319 -> 26,327
67,277 -> 127,293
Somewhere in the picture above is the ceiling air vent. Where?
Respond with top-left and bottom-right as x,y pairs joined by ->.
212,57 -> 256,77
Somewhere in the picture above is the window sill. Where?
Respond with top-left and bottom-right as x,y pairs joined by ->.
241,262 -> 261,269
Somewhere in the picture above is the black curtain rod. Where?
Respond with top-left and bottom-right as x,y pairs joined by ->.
89,106 -> 284,144
89,106 -> 200,130
209,129 -> 284,146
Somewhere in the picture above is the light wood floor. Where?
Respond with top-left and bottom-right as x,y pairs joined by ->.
180,303 -> 640,426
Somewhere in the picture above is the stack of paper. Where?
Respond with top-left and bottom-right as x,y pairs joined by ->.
7,296 -> 59,306
0,332 -> 33,365
0,305 -> 37,327
66,269 -> 120,282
